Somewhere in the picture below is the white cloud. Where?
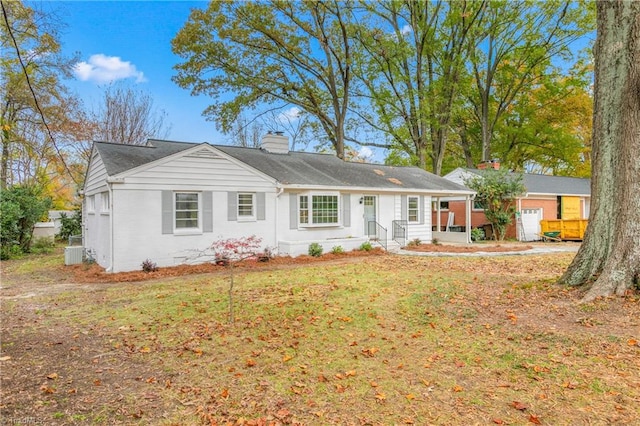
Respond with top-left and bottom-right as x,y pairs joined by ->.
277,107 -> 301,123
400,24 -> 412,35
358,146 -> 373,160
74,54 -> 146,84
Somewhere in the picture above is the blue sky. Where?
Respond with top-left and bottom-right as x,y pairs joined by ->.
30,0 -> 379,160
36,0 -> 226,145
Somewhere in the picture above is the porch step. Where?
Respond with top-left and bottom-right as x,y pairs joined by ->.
371,239 -> 402,253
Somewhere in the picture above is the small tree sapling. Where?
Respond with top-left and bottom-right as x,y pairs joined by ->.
207,235 -> 263,324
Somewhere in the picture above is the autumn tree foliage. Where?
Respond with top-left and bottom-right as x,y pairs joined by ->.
559,0 -> 640,301
172,0 -> 594,175
172,0 -> 355,159
1,0 -> 86,205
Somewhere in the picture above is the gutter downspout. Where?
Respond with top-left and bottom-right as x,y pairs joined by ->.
107,181 -> 114,272
466,194 -> 473,243
275,186 -> 284,254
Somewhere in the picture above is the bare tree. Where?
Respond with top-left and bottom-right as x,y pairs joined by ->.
227,113 -> 263,148
92,84 -> 171,145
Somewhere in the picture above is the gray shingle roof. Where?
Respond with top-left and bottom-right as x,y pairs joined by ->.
94,139 -> 471,193
464,168 -> 590,195
215,145 -> 470,192
95,139 -> 195,176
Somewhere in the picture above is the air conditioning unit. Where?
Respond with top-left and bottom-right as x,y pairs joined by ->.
64,246 -> 84,265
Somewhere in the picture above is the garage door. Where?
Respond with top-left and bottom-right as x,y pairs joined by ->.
520,209 -> 542,241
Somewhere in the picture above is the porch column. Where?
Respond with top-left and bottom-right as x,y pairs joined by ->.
466,194 -> 472,243
436,197 -> 441,232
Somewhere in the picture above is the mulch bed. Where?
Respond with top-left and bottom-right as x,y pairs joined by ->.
67,248 -> 387,283
66,244 -> 535,284
402,243 -> 533,253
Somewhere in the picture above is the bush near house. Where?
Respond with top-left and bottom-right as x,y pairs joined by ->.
464,168 -> 525,241
0,185 -> 52,259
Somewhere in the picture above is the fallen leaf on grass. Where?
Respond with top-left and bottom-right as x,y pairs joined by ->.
405,393 -> 416,400
246,358 -> 256,367
0,356 -> 11,361
452,385 -> 464,392
40,384 -> 56,394
361,347 -> 379,357
628,338 -> 638,346
275,409 -> 291,419
375,392 -> 386,401
46,373 -> 58,380
511,401 -> 527,411
529,414 -> 542,424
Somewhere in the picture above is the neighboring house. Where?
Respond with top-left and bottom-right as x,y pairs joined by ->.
83,134 -> 474,272
436,165 -> 591,241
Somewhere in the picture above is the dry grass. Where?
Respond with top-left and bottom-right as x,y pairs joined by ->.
1,250 -> 639,425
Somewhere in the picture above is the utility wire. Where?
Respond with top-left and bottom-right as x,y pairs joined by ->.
1,0 -> 79,186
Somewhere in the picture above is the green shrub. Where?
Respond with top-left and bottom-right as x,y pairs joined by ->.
308,242 -> 323,257
359,241 -> 373,251
0,185 -> 52,258
331,245 -> 344,254
30,237 -> 55,254
471,227 -> 485,242
58,210 -> 82,241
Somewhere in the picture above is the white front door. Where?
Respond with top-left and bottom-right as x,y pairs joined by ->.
363,196 -> 377,237
521,208 -> 542,241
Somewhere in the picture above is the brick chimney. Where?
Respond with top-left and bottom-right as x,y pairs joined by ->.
477,159 -> 500,170
260,131 -> 289,154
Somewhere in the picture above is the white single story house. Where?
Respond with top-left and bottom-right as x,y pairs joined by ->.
82,134 -> 474,272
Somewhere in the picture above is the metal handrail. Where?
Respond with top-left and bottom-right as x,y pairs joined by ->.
392,220 -> 407,247
367,221 -> 388,251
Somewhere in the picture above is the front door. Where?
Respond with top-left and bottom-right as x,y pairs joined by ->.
363,195 -> 377,237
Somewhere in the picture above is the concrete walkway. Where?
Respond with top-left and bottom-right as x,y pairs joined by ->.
396,242 -> 580,257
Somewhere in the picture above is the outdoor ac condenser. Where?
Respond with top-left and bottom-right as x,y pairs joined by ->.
64,246 -> 84,265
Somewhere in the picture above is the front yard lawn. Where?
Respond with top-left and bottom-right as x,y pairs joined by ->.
1,250 -> 638,425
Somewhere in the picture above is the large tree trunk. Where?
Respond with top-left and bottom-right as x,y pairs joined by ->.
559,1 -> 640,301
